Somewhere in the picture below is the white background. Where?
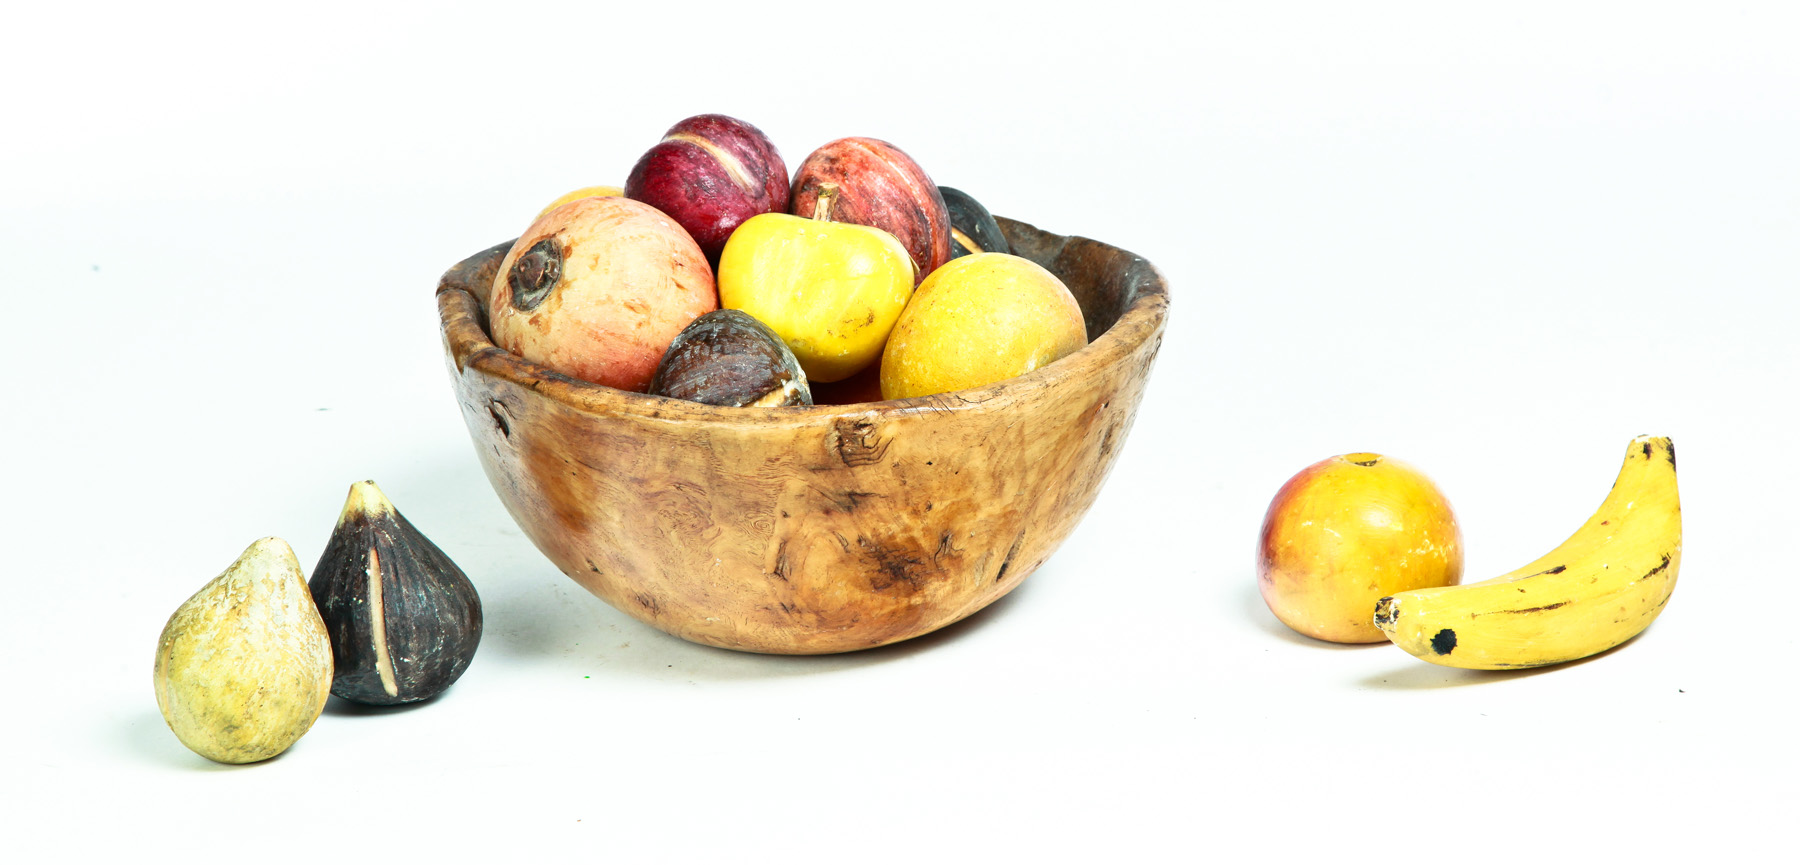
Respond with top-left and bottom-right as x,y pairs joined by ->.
5,1 -> 1795,859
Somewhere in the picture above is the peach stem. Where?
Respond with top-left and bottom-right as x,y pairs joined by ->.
811,183 -> 840,223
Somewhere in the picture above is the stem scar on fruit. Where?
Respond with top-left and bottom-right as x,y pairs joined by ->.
509,238 -> 563,312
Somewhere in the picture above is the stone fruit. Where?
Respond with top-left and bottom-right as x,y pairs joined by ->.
153,537 -> 333,764
537,184 -> 625,218
879,252 -> 1086,400
789,137 -> 950,284
940,186 -> 1010,259
309,480 -> 483,705
489,196 -> 717,392
626,114 -> 789,264
1258,453 -> 1464,643
717,198 -> 916,383
650,309 -> 812,407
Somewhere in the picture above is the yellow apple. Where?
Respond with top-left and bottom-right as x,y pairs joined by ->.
717,211 -> 916,383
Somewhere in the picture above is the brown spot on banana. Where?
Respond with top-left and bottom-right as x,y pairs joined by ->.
1478,601 -> 1570,615
1430,628 -> 1457,655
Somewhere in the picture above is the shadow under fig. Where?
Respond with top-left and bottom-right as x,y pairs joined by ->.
126,708 -> 309,771
322,692 -> 447,717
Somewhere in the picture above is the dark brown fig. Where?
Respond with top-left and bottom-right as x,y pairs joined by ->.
649,309 -> 812,407
308,481 -> 482,706
939,187 -> 1010,259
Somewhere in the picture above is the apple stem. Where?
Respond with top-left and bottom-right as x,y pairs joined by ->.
811,183 -> 840,223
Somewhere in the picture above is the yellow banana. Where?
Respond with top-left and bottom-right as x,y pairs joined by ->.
1372,435 -> 1680,669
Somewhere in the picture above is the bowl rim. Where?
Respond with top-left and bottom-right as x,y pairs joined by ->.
438,216 -> 1169,430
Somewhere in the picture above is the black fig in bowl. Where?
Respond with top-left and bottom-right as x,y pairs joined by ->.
650,309 -> 812,407
940,186 -> 1010,259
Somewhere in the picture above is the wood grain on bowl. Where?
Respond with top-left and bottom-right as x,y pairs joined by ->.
436,217 -> 1168,654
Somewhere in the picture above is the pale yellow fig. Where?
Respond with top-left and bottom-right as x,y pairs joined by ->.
153,537 -> 333,764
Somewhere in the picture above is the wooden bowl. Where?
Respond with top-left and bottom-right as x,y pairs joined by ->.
437,218 -> 1168,654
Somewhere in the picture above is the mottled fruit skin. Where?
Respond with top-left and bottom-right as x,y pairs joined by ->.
310,481 -> 483,705
489,196 -> 717,392
626,114 -> 789,264
790,137 -> 950,284
1258,453 -> 1464,643
153,538 -> 333,764
650,309 -> 812,407
719,211 -> 915,383
880,253 -> 1086,400
939,186 -> 1010,259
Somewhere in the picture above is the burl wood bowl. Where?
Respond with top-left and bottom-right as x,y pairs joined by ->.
437,218 -> 1168,654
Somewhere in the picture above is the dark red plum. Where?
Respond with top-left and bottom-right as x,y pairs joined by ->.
626,114 -> 789,264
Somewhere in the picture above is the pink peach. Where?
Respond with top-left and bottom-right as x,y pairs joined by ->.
488,197 -> 717,392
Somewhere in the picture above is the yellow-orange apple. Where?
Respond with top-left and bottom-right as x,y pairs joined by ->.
1257,453 -> 1463,643
879,252 -> 1086,400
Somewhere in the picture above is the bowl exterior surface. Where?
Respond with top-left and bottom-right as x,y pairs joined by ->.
439,219 -> 1166,653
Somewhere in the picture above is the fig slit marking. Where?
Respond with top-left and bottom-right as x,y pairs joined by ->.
367,546 -> 400,698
